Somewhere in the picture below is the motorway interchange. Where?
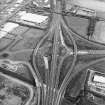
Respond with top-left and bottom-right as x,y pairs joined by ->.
0,0 -> 105,105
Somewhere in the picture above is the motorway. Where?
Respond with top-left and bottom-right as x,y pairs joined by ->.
1,0 -> 105,105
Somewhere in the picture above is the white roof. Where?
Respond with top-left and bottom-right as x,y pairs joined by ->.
18,11 -> 48,23
1,22 -> 19,32
16,0 -> 23,3
0,22 -> 19,38
93,75 -> 105,84
74,0 -> 105,12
